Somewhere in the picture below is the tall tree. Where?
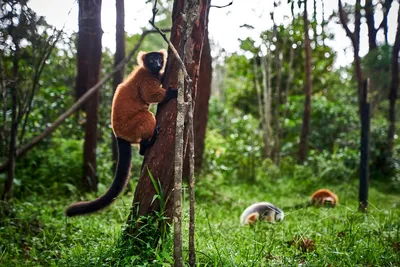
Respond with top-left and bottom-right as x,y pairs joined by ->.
2,47 -> 18,201
112,0 -> 125,171
75,0 -> 103,191
261,51 -> 272,158
298,0 -> 313,164
338,0 -> 363,114
387,6 -> 400,157
124,0 -> 210,247
1,0 -> 60,199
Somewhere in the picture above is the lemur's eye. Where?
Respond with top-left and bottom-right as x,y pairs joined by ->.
149,59 -> 154,63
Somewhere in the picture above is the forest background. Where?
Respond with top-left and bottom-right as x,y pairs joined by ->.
0,0 -> 400,266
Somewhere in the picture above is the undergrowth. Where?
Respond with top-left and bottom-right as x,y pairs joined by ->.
1,172 -> 399,266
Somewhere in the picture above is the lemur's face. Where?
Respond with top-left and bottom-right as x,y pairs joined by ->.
275,211 -> 284,222
145,52 -> 164,74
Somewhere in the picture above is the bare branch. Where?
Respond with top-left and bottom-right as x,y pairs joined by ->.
338,0 -> 355,45
210,1 -> 233,8
0,29 -> 162,173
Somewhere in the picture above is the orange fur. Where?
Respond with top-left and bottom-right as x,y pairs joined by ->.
311,189 -> 338,207
112,50 -> 168,143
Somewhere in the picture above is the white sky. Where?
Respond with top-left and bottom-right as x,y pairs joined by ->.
28,0 -> 399,67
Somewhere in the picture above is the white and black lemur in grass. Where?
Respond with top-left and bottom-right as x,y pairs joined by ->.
240,202 -> 285,225
65,50 -> 177,217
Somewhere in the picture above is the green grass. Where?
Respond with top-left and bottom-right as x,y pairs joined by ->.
0,176 -> 399,266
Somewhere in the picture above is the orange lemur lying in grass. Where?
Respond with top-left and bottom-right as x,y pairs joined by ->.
310,188 -> 338,207
240,202 -> 285,225
65,50 -> 177,217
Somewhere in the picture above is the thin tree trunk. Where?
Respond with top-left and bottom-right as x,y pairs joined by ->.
282,46 -> 294,132
387,6 -> 400,157
174,66 -> 185,267
112,0 -> 125,172
338,0 -> 363,115
321,0 -> 325,46
365,0 -> 377,51
261,53 -> 271,158
273,50 -> 282,164
0,55 -> 8,157
298,0 -> 313,164
270,10 -> 282,163
2,48 -> 19,201
192,30 -> 211,173
253,57 -> 263,119
77,0 -> 103,192
381,0 -> 393,45
182,26 -> 212,178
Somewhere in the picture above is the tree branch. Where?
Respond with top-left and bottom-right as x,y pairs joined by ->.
338,0 -> 355,45
0,29 -> 165,173
210,1 -> 233,8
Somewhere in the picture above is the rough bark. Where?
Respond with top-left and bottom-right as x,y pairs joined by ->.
338,0 -> 363,114
76,0 -> 103,191
183,29 -> 212,177
174,67 -> 185,267
112,0 -> 125,171
124,0 -> 209,247
298,0 -> 313,164
387,6 -> 400,157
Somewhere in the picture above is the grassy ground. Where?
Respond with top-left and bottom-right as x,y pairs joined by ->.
0,175 -> 399,266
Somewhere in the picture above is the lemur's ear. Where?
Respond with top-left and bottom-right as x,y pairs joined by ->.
246,212 -> 259,224
159,49 -> 167,59
137,51 -> 146,66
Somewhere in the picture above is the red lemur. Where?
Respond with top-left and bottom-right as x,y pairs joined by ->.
310,188 -> 338,207
65,49 -> 177,217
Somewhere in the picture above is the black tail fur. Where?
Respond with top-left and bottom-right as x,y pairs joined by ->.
65,138 -> 132,217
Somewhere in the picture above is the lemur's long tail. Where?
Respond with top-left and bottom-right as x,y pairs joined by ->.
65,138 -> 132,217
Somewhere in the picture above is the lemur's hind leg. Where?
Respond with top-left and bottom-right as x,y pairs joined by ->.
136,111 -> 158,156
139,124 -> 160,155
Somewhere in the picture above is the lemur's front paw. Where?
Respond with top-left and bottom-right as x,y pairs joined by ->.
154,125 -> 161,136
166,87 -> 178,99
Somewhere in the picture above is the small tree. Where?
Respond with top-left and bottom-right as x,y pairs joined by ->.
298,0 -> 313,164
75,0 -> 103,192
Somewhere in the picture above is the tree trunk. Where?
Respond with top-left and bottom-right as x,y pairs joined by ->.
338,0 -> 363,116
281,46 -> 294,145
253,57 -> 263,120
183,28 -> 212,177
387,7 -> 400,157
261,53 -> 272,158
381,0 -> 393,45
365,0 -> 377,51
1,48 -> 19,201
76,0 -> 103,191
124,0 -> 209,246
298,0 -> 313,164
112,0 -> 125,171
